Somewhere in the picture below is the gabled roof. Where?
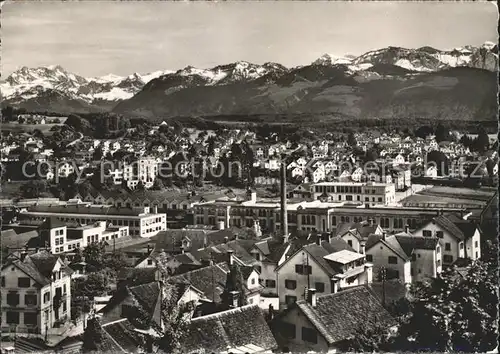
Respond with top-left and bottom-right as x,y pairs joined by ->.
365,235 -> 409,261
182,304 -> 277,353
1,229 -> 39,249
102,319 -> 143,353
432,215 -> 473,241
294,287 -> 396,345
169,263 -> 228,302
394,235 -> 439,257
1,250 -> 71,287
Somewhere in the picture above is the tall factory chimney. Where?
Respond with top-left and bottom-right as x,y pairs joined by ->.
280,161 -> 288,238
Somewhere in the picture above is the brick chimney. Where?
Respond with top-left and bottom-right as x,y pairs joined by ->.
404,224 -> 410,233
227,250 -> 234,266
228,290 -> 239,308
382,231 -> 387,240
306,288 -> 317,307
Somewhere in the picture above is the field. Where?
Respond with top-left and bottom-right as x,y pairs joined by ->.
1,122 -> 64,134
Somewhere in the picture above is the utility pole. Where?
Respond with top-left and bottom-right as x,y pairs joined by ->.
381,267 -> 387,307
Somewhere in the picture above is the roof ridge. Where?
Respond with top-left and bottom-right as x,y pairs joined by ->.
190,304 -> 258,322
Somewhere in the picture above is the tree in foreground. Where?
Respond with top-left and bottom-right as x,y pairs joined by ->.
82,316 -> 113,353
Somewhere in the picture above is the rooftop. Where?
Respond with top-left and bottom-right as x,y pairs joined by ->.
323,249 -> 365,264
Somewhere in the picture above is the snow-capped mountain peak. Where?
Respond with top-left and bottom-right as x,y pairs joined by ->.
313,54 -> 353,66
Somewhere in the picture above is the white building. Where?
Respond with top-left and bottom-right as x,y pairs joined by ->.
1,251 -> 72,338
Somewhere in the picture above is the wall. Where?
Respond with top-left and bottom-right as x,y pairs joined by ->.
366,242 -> 411,283
277,250 -> 333,309
340,233 -> 361,253
411,248 -> 439,282
414,223 -> 458,265
465,229 -> 481,260
1,265 -> 48,335
279,306 -> 329,352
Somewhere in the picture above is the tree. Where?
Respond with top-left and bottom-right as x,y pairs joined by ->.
82,316 -> 114,353
151,178 -> 164,191
155,284 -> 194,354
136,180 -> 146,191
73,272 -> 111,299
435,123 -> 450,143
92,146 -> 103,161
426,150 -> 449,176
82,242 -> 106,271
393,259 -> 497,352
415,125 -> 433,139
474,128 -> 490,152
347,131 -> 357,147
1,106 -> 14,121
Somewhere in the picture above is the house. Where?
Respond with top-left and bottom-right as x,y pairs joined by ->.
1,250 -> 72,337
276,286 -> 396,352
275,236 -> 372,309
413,214 -> 481,265
365,231 -> 442,283
336,220 -> 384,254
365,232 -> 411,283
182,304 -> 278,354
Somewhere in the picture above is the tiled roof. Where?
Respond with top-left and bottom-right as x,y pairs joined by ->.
433,215 -> 467,241
394,235 -> 439,257
169,263 -> 228,302
117,267 -> 158,287
1,229 -> 38,249
182,304 -> 277,353
295,287 -> 396,345
154,229 -> 207,253
102,319 -> 143,353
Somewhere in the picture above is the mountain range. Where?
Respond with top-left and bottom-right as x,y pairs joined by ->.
1,42 -> 498,121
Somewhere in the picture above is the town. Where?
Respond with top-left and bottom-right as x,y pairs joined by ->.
1,108 -> 498,353
1,1 -> 498,353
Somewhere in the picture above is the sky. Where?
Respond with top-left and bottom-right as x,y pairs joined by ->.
1,1 -> 498,77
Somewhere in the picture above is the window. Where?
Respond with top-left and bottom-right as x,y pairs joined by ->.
18,277 -> 31,288
43,292 -> 50,303
411,254 -> 416,262
285,280 -> 297,290
444,255 -> 454,263
6,312 -> 19,324
295,265 -> 312,275
24,312 -> 37,325
475,241 -> 478,247
251,278 -> 256,285
7,292 -> 20,306
265,279 -> 276,288
302,327 -> 318,344
437,259 -> 441,267
436,231 -> 444,238
436,246 -> 440,253
459,243 -> 464,250
366,254 -> 373,262
388,256 -> 398,264
63,301 -> 67,313
315,282 -> 325,293
422,230 -> 432,237
25,294 -> 37,306
147,259 -> 153,266
445,243 -> 451,251
282,322 -> 296,339
254,253 -> 261,261
347,240 -> 352,247
285,295 -> 297,305
1,276 -> 4,287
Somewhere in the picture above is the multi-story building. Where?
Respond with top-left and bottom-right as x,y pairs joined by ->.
413,214 -> 481,265
275,237 -> 372,309
19,203 -> 166,238
4,219 -> 129,255
122,157 -> 159,189
312,181 -> 396,206
1,250 -> 72,337
365,231 -> 441,283
194,195 -> 466,235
